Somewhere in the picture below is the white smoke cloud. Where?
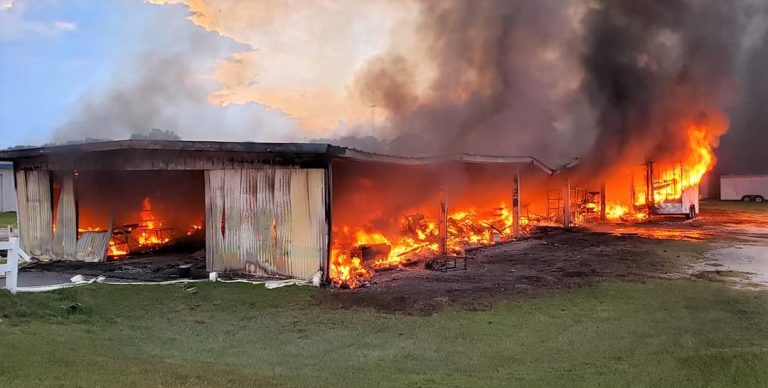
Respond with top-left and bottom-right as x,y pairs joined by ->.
53,4 -> 307,144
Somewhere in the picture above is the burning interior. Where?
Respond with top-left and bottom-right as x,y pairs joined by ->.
329,157 -> 555,288
71,170 -> 205,258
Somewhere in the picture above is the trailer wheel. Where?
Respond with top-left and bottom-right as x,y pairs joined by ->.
756,196 -> 764,203
742,196 -> 752,202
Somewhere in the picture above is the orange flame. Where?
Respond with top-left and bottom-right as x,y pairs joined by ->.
105,196 -> 176,258
607,120 -> 721,221
330,202 -> 526,288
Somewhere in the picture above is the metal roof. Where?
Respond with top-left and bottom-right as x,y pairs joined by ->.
0,140 -> 557,174
0,140 -> 331,159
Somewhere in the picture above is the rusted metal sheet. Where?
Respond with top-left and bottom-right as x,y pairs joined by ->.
15,170 -> 52,258
53,174 -> 77,259
205,168 -> 327,279
204,170 -> 223,271
76,230 -> 110,262
14,170 -> 29,252
288,169 -> 327,278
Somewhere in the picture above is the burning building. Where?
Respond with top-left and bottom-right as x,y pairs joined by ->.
0,140 -> 560,287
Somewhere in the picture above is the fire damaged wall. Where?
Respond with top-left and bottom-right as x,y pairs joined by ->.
205,168 -> 327,279
3,143 -> 333,279
14,170 -> 53,257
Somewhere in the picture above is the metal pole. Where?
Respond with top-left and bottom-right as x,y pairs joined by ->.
513,172 -> 520,239
600,182 -> 607,222
647,161 -> 654,215
324,162 -> 334,284
563,178 -> 571,228
438,187 -> 448,255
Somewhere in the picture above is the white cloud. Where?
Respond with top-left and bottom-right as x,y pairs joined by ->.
53,20 -> 76,32
0,0 -> 77,41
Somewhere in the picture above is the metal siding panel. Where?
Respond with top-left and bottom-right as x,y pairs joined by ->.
76,231 -> 110,262
308,169 -> 328,277
24,171 -> 52,258
288,169 -> 310,278
53,174 -> 77,259
206,170 -> 226,271
273,169 -> 292,276
222,169 -> 243,270
25,171 -> 41,255
254,169 -> 275,275
204,170 -> 211,269
286,169 -> 305,278
240,170 -> 259,274
285,168 -> 327,279
206,167 -> 327,279
14,170 -> 29,253
36,171 -> 53,257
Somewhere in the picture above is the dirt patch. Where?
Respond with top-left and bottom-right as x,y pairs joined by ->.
315,228 -> 708,315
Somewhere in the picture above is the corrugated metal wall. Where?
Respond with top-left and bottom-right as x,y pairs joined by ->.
15,170 -> 109,261
205,168 -> 327,279
0,165 -> 17,212
15,170 -> 52,257
76,230 -> 111,262
53,174 -> 77,259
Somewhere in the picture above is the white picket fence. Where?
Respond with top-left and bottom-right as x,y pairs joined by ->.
0,237 -> 20,293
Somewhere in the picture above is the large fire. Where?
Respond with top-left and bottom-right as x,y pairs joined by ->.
329,119 -> 722,287
603,121 -> 720,221
331,202 -> 526,288
106,197 -> 171,257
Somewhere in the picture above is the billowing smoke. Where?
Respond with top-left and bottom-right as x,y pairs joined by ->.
53,8 -> 304,144
51,0 -> 768,173
578,0 -> 745,174
348,0 -> 594,164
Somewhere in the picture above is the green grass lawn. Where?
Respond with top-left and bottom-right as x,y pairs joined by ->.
0,211 -> 16,227
700,199 -> 768,213
1,280 -> 767,387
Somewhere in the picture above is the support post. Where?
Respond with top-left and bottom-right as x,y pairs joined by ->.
646,161 -> 654,216
600,182 -> 607,222
438,187 -> 448,255
513,172 -> 520,239
563,178 -> 571,228
324,162 -> 334,284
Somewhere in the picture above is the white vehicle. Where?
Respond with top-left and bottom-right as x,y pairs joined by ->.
720,175 -> 768,203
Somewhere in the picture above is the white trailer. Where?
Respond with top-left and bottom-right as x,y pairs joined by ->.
654,184 -> 699,218
634,161 -> 700,219
720,175 -> 768,203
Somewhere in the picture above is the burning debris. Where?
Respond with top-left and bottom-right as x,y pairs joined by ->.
69,170 -> 207,261
105,197 -> 173,257
329,204 -> 527,289
327,160 -> 546,288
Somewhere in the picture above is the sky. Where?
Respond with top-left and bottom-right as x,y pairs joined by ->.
0,0 -> 161,147
0,0 -> 765,173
